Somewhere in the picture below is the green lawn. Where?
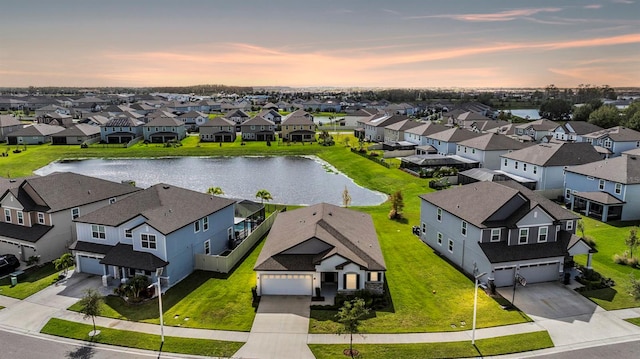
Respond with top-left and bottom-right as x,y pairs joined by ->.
309,331 -> 553,359
69,240 -> 263,331
573,217 -> 640,310
41,318 -> 243,357
0,263 -> 62,299
625,317 -> 640,327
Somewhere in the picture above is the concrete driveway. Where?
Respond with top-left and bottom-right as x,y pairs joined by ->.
234,295 -> 314,359
497,282 -> 640,347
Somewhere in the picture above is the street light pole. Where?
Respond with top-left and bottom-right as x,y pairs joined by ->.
155,267 -> 165,343
472,272 -> 487,346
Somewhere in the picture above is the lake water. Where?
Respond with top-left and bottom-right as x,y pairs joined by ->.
34,156 -> 387,206
510,109 -> 541,120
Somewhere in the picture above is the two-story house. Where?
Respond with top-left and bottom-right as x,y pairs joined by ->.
455,133 -> 530,170
254,203 -> 386,297
225,109 -> 251,132
564,155 -> 640,222
0,115 -> 23,142
403,121 -> 449,149
257,109 -> 283,125
71,184 -> 236,289
419,181 -> 592,287
142,117 -> 187,143
360,114 -> 408,142
240,116 -> 276,142
0,172 -> 141,263
551,121 -> 603,142
423,127 -> 482,155
199,117 -> 236,142
514,119 -> 559,142
383,119 -> 420,144
281,114 -> 316,142
581,126 -> 640,157
177,110 -> 209,131
500,142 -> 603,198
100,117 -> 144,144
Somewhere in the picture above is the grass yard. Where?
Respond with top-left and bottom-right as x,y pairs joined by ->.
0,263 -> 62,299
573,217 -> 640,310
625,317 -> 640,327
69,240 -> 264,331
309,331 -> 553,359
41,318 -> 243,357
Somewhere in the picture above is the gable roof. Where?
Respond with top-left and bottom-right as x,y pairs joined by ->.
105,117 -> 143,127
559,121 -> 603,135
75,183 -> 235,235
144,116 -> 184,127
515,119 -> 559,131
241,115 -> 275,127
405,121 -> 449,136
456,132 -> 529,151
427,127 -> 482,143
282,115 -> 314,125
565,155 -> 640,184
0,115 -> 23,127
582,126 -> 640,142
52,124 -> 100,137
385,119 -> 421,132
9,123 -> 65,137
501,142 -> 602,166
255,203 -> 386,271
200,117 -> 235,127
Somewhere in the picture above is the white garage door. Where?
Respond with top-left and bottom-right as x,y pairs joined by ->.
518,262 -> 559,284
493,266 -> 515,287
78,255 -> 104,275
261,274 -> 313,295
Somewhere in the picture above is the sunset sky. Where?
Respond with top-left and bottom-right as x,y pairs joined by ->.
1,0 -> 639,88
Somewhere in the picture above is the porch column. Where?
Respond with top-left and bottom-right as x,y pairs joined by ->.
586,253 -> 593,269
570,197 -> 575,211
585,201 -> 590,217
602,205 -> 609,222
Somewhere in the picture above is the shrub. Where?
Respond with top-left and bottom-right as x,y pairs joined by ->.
626,257 -> 639,268
614,254 -> 626,264
584,236 -> 597,248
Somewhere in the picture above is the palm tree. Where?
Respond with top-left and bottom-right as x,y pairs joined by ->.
255,189 -> 273,211
207,186 -> 224,196
53,253 -> 75,277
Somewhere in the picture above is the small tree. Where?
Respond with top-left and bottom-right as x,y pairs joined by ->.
576,219 -> 585,238
388,190 -> 404,220
342,186 -> 352,208
626,227 -> 639,258
79,288 -> 103,337
207,186 -> 224,196
336,298 -> 370,358
53,253 -> 75,277
629,274 -> 640,301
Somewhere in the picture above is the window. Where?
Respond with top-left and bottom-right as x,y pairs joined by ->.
436,208 -> 442,222
421,222 -> 426,234
204,240 -> 210,255
538,227 -> 548,242
533,166 -> 537,174
91,225 -> 106,239
37,212 -> 45,224
109,197 -> 116,204
472,148 -> 475,154
615,183 -> 622,195
604,139 -> 612,149
71,207 -> 80,220
587,176 -> 594,180
369,272 -> 380,282
515,161 -> 519,169
17,211 -> 23,225
345,273 -> 358,290
518,228 -> 529,244
203,216 -> 209,231
491,228 -> 501,242
461,221 -> 467,236
437,232 -> 443,245
566,221 -> 574,231
565,188 -> 571,199
523,163 -> 527,172
124,229 -> 132,238
194,220 -> 200,233
141,233 -> 157,249
4,209 -> 10,222
448,238 -> 454,253
599,179 -> 605,190
228,227 -> 233,240
504,158 -> 508,167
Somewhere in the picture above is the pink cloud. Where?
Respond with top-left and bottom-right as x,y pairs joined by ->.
408,7 -> 563,21
584,4 -> 603,9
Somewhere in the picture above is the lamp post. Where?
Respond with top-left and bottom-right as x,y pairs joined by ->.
155,267 -> 165,343
472,272 -> 487,346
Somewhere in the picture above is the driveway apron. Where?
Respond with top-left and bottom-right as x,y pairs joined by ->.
234,295 -> 314,359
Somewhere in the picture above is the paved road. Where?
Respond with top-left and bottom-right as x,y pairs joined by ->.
0,327 -> 209,359
532,340 -> 640,359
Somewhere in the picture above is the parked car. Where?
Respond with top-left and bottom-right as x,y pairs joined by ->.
0,254 -> 20,276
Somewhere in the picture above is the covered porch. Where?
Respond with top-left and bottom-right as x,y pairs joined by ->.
106,132 -> 135,144
289,130 -> 316,142
571,191 -> 624,222
149,131 -> 179,143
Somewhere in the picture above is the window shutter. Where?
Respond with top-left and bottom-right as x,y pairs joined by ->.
367,272 -> 371,281
356,274 -> 360,289
343,273 -> 347,290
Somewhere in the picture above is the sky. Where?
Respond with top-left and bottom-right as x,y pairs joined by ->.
1,0 -> 639,89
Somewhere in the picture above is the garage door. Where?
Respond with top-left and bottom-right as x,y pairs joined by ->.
493,266 -> 515,287
518,262 -> 559,284
261,274 -> 313,295
78,255 -> 104,275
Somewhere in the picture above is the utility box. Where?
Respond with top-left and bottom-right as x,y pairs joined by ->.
10,275 -> 17,286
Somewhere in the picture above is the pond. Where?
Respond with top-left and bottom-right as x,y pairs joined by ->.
34,156 -> 388,206
509,109 -> 541,120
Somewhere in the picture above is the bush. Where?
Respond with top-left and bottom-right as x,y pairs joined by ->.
626,257 -> 639,268
614,254 -> 626,264
584,236 -> 597,248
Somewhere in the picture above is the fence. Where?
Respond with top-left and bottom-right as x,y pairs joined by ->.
194,211 -> 279,273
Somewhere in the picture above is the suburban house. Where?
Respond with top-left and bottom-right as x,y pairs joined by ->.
240,116 -> 276,142
515,119 -> 559,142
225,109 -> 251,131
419,181 -> 593,287
34,104 -> 70,118
280,114 -> 316,142
564,155 -> 640,222
383,119 -> 421,143
51,124 -> 101,145
455,133 -> 530,170
551,121 -> 603,142
70,184 -> 236,289
177,110 -> 209,131
403,121 -> 449,148
199,117 -> 237,142
447,111 -> 491,128
0,172 -> 141,264
358,114 -> 408,142
0,115 -> 23,142
423,127 -> 482,155
254,203 -> 386,296
6,123 -> 65,145
142,117 -> 187,143
581,126 -> 640,157
257,109 -> 283,125
100,117 -> 144,144
500,142 -> 603,198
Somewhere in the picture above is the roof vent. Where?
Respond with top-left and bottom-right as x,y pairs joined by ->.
87,190 -> 91,195
312,212 -> 317,216
328,212 -> 332,216
163,185 -> 170,189
631,156 -> 637,160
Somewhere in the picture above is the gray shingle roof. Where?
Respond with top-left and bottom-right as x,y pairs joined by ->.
100,243 -> 168,271
200,117 -> 235,127
255,203 -> 386,271
456,133 -> 529,151
144,117 -> 184,127
0,222 -> 53,243
9,123 -> 65,137
405,121 -> 449,136
52,124 -> 100,137
479,238 -> 567,263
75,184 -> 235,235
241,116 -> 275,127
501,142 -> 602,166
583,126 -> 640,142
282,115 -> 314,126
566,155 -> 640,184
0,115 -> 22,127
427,127 -> 483,143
